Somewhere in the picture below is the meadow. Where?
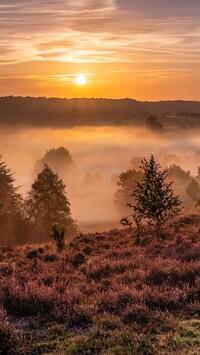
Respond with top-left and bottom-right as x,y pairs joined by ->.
0,214 -> 200,354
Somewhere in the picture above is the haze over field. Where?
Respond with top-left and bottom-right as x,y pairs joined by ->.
0,1 -> 200,231
1,117 -> 200,229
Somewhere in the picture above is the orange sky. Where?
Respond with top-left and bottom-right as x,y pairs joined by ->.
1,0 -> 200,100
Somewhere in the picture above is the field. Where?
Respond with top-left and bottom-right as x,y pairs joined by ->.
0,215 -> 200,354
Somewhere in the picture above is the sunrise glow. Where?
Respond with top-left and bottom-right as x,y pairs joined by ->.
76,76 -> 87,86
0,1 -> 200,100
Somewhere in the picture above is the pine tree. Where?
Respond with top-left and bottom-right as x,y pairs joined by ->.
0,156 -> 22,244
26,165 -> 77,238
130,155 -> 181,240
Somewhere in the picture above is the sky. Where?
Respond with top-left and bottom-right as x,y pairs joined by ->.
1,0 -> 200,100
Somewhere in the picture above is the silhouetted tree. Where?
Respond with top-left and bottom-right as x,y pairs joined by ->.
129,155 -> 181,240
162,155 -> 182,168
196,167 -> 200,182
186,178 -> 200,205
0,156 -> 22,244
115,169 -> 143,213
145,116 -> 163,131
25,165 -> 77,239
167,164 -> 190,183
35,147 -> 76,182
50,223 -> 65,252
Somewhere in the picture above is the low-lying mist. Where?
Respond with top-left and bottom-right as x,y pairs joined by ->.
1,125 -> 200,231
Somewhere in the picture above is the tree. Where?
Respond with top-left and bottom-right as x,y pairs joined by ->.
145,116 -> 163,131
186,178 -> 200,205
115,169 -> 143,213
162,155 -> 182,168
196,167 -> 200,183
35,147 -> 76,183
25,165 -> 77,239
0,156 -> 22,245
167,164 -> 190,183
129,155 -> 181,240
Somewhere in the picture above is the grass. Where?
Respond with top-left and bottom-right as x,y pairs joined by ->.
0,214 -> 200,354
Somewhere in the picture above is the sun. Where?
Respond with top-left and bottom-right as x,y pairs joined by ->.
76,75 -> 87,86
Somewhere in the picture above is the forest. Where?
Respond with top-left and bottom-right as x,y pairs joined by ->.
1,147 -> 200,246
1,97 -> 200,129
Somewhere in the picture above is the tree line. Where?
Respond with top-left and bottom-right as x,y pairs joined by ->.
1,148 -> 200,246
1,97 -> 200,129
0,158 -> 77,246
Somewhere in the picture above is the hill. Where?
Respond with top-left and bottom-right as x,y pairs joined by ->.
1,97 -> 200,128
0,214 -> 200,354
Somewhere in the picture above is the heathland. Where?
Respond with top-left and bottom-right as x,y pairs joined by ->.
0,214 -> 200,354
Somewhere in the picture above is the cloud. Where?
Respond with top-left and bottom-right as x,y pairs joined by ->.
1,0 -> 200,99
117,0 -> 200,17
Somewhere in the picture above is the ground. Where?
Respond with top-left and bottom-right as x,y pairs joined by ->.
0,214 -> 200,354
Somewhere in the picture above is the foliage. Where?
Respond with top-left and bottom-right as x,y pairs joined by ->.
0,215 -> 200,353
120,218 -> 132,229
162,154 -> 182,168
145,116 -> 163,131
0,156 -> 23,245
167,164 -> 191,183
115,169 -> 142,213
35,147 -> 76,178
25,165 -> 77,238
129,155 -> 181,240
50,224 -> 65,252
34,147 -> 77,190
186,178 -> 200,205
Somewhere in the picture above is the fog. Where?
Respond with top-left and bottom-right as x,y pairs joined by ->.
1,125 -> 200,231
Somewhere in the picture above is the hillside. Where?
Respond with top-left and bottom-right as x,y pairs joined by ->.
1,97 -> 200,128
0,215 -> 200,354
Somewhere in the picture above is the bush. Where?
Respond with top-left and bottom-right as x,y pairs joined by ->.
50,224 -> 65,252
121,304 -> 151,326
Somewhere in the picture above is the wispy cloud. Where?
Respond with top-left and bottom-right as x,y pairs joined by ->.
0,0 -> 200,99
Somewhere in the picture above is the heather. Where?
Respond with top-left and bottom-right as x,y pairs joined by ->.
0,215 -> 199,354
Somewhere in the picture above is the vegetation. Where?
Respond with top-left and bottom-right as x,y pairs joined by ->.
0,156 -> 23,245
186,178 -> 200,205
35,147 -> 76,182
115,169 -> 142,213
1,97 -> 200,129
145,116 -> 163,131
0,215 -> 199,354
25,165 -> 77,239
129,155 -> 181,240
50,223 -> 66,252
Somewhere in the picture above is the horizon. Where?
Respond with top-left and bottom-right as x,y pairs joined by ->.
1,95 -> 200,103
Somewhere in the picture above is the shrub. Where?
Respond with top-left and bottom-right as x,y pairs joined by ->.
121,304 -> 151,326
50,224 -> 65,252
71,252 -> 86,267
